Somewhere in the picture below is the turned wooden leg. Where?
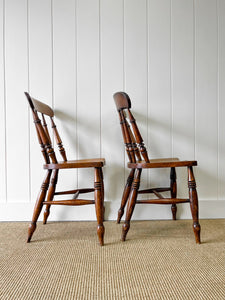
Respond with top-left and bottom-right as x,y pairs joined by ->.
94,167 -> 105,246
188,166 -> 201,244
99,167 -> 105,221
117,169 -> 135,223
27,170 -> 52,243
43,169 -> 58,224
122,169 -> 142,241
170,167 -> 177,220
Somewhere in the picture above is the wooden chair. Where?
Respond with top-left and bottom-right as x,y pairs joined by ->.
113,92 -> 200,244
25,92 -> 105,246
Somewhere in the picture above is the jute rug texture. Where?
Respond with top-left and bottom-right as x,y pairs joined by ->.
0,219 -> 224,300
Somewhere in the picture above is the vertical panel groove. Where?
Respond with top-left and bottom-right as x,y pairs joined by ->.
193,0 -> 196,160
217,0 -> 219,201
170,0 -> 173,157
27,0 -> 31,202
75,0 -> 78,188
51,0 -> 54,110
3,0 -> 7,202
146,0 -> 149,185
123,0 -> 125,186
51,0 -> 54,152
99,0 -> 102,157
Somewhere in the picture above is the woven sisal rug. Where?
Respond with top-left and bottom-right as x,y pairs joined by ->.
0,219 -> 224,299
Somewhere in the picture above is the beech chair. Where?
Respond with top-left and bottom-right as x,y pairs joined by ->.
25,92 -> 105,246
113,92 -> 200,244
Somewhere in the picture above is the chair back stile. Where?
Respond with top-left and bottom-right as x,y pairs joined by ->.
50,117 -> 67,162
118,110 -> 136,163
25,92 -> 67,164
114,92 -> 150,163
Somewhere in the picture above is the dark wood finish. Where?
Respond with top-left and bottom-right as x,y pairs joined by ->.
136,198 -> 189,204
54,188 -> 95,195
43,169 -> 58,224
188,166 -> 201,244
94,167 -> 105,246
43,158 -> 105,169
170,167 -> 177,220
138,187 -> 171,194
117,169 -> 135,223
27,170 -> 52,242
113,91 -> 201,243
122,169 -> 142,241
128,159 -> 197,168
43,199 -> 95,205
25,92 -> 105,246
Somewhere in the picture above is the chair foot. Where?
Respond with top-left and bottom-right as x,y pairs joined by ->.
117,208 -> 124,224
97,225 -> 105,246
43,209 -> 50,224
27,222 -> 36,243
188,166 -> 201,244
171,204 -> 177,220
121,222 -> 130,241
193,223 -> 201,244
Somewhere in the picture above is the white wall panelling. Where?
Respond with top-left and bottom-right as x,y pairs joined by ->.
171,0 -> 195,201
146,0 -> 172,221
0,0 -> 6,203
195,0 -> 218,200
100,0 -> 124,219
4,0 -> 29,203
218,0 -> 225,200
0,0 -> 224,221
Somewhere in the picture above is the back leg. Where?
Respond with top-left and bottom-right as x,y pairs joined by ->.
94,167 -> 105,246
27,170 -> 52,242
188,166 -> 201,244
117,169 -> 135,223
99,167 -> 105,221
170,167 -> 177,220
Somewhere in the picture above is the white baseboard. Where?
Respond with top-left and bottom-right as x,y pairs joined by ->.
0,200 -> 224,221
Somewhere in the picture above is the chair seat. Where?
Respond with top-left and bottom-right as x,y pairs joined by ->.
44,158 -> 105,169
128,158 -> 197,169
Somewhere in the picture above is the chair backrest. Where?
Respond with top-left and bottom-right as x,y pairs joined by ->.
113,92 -> 150,163
25,92 -> 67,164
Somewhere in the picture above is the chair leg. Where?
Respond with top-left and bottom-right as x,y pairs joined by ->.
27,170 -> 52,243
122,169 -> 142,241
94,167 -> 105,246
188,166 -> 201,244
170,167 -> 177,220
117,169 -> 135,223
43,169 -> 58,224
99,167 -> 105,221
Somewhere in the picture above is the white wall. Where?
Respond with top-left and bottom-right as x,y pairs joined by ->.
0,0 -> 224,221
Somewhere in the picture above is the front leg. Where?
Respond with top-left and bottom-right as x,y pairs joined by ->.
122,169 -> 142,241
43,169 -> 58,224
94,167 -> 105,246
27,170 -> 52,242
117,169 -> 135,223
